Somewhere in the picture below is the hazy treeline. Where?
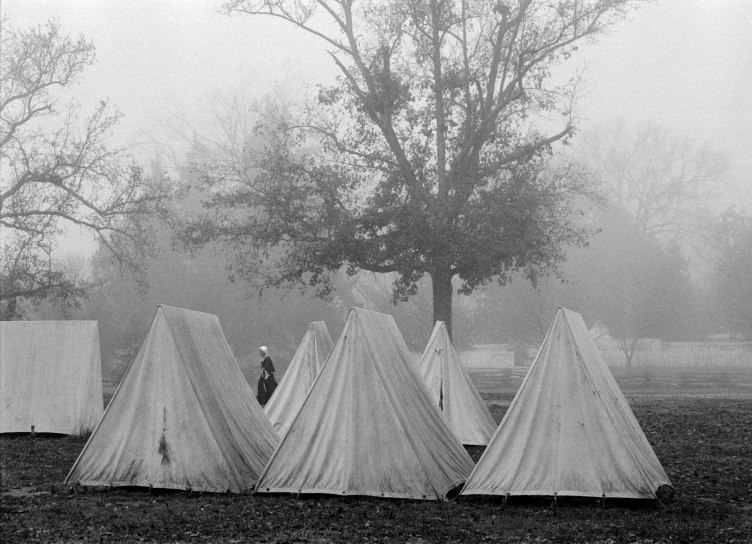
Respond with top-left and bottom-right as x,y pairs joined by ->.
16,139 -> 751,377
3,10 -> 751,377
8,103 -> 752,375
5,99 -> 751,375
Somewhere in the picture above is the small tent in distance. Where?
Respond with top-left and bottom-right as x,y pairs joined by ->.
462,307 -> 673,500
256,307 -> 475,500
265,321 -> 333,436
66,305 -> 279,493
416,321 -> 496,445
1,321 -> 103,435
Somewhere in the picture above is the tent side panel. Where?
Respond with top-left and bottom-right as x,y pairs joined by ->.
0,321 -> 103,434
170,308 -> 278,483
265,322 -> 333,436
66,310 -> 182,487
563,310 -> 672,491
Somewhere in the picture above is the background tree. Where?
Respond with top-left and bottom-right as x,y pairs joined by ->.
0,19 -> 173,318
710,209 -> 752,340
68,156 -> 357,384
576,205 -> 698,365
564,121 -> 728,361
469,269 -> 586,345
577,121 -> 728,242
184,0 -> 645,338
465,199 -> 702,366
351,272 -> 477,350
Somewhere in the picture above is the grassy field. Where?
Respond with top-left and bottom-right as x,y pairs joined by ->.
3,381 -> 752,543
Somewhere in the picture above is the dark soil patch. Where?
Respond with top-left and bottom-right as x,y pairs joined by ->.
2,398 -> 752,543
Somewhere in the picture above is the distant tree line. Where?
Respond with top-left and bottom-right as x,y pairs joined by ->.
2,12 -> 751,380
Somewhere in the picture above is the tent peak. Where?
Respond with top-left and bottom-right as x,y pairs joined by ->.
156,304 -> 214,316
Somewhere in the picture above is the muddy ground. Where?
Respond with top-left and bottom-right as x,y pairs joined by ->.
3,384 -> 752,543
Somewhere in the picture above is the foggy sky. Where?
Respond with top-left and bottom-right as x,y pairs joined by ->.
4,0 -> 751,255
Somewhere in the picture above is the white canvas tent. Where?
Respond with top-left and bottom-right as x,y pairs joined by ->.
264,321 -> 333,436
462,307 -> 672,500
416,321 -> 496,446
65,305 -> 279,493
1,320 -> 103,435
256,307 -> 475,500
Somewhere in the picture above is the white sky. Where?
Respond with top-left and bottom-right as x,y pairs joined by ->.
4,0 -> 751,255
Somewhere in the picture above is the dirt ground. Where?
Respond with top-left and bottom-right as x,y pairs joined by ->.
2,386 -> 752,543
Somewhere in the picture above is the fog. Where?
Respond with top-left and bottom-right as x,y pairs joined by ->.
6,0 -> 750,202
3,0 -> 751,365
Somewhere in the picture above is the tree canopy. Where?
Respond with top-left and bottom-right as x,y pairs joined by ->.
0,19 -> 173,318
182,0 -> 646,337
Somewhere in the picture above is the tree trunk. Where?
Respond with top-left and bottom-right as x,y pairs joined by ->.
432,267 -> 453,341
430,0 -> 448,200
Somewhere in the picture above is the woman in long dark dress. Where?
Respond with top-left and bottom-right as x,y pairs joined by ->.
256,346 -> 277,405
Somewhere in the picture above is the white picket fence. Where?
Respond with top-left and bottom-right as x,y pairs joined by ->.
459,341 -> 752,368
596,341 -> 752,367
457,346 -> 513,368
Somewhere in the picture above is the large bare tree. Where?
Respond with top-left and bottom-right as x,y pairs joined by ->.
0,19 -> 173,317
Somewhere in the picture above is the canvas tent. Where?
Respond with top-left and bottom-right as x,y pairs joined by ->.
416,321 -> 496,445
462,307 -> 672,500
264,321 -> 333,436
66,305 -> 279,493
1,320 -> 103,435
256,307 -> 475,500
